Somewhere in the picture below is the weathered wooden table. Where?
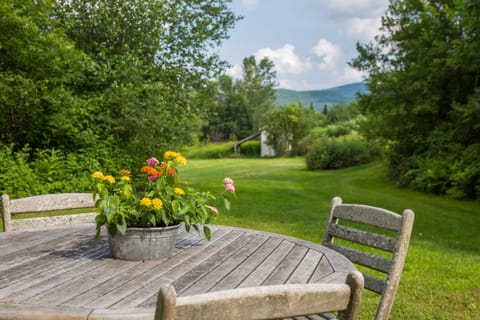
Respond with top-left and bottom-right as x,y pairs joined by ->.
0,224 -> 355,319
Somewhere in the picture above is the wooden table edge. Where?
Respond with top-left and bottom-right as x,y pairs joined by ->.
0,303 -> 155,320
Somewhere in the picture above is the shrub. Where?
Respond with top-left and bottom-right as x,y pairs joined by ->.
0,144 -> 134,199
0,145 -> 40,197
239,141 -> 260,157
183,142 -> 236,159
324,123 -> 351,137
405,144 -> 480,199
305,136 -> 381,170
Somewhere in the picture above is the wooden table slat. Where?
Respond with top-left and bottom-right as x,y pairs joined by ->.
238,239 -> 296,288
261,244 -> 309,286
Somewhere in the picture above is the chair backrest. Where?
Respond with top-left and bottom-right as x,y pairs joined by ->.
2,193 -> 96,232
155,271 -> 364,320
322,197 -> 414,320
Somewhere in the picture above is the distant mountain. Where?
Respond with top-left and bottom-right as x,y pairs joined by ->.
274,82 -> 368,112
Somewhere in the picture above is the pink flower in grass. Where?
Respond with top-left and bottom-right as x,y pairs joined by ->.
148,175 -> 158,182
223,177 -> 234,185
225,183 -> 235,193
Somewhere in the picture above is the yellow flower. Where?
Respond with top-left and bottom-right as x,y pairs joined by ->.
104,175 -> 115,184
140,197 -> 152,207
174,187 -> 185,195
175,156 -> 187,165
152,198 -> 163,210
164,151 -> 180,160
121,176 -> 130,182
92,171 -> 104,179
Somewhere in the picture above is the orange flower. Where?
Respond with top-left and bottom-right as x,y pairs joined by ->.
167,168 -> 175,176
120,169 -> 131,175
141,166 -> 163,177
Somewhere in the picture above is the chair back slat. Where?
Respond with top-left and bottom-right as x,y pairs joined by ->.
323,242 -> 392,274
326,224 -> 396,252
2,193 -> 96,232
363,273 -> 386,295
332,205 -> 402,231
156,271 -> 364,320
8,193 -> 95,214
323,197 -> 415,320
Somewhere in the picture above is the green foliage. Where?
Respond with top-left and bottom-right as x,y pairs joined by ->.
239,141 -> 261,157
1,0 -> 239,158
0,144 -> 134,198
406,144 -> 480,199
0,145 -> 38,197
323,124 -> 352,137
0,0 -> 93,151
305,136 -> 381,170
205,56 -> 277,141
183,142 -> 236,159
264,103 -> 317,156
350,0 -> 480,199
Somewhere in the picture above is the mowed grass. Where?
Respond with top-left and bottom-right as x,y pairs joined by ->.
182,158 -> 480,320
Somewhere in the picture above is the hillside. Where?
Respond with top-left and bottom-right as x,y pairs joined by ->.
274,82 -> 367,111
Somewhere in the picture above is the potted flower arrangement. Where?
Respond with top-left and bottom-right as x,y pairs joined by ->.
91,151 -> 235,260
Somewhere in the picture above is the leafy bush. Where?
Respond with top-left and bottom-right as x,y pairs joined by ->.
305,136 -> 381,170
405,144 -> 480,199
183,142 -> 236,159
0,145 -> 39,197
0,144 -> 134,199
324,124 -> 351,137
239,141 -> 260,157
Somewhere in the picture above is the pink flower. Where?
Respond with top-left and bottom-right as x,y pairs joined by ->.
147,157 -> 159,166
148,175 -> 158,182
223,177 -> 234,185
225,183 -> 235,193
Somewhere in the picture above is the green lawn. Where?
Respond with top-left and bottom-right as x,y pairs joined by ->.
182,158 -> 480,320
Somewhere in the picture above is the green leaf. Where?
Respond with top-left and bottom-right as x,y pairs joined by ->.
108,224 -> 117,236
148,214 -> 156,226
203,226 -> 211,241
117,221 -> 127,235
224,197 -> 231,211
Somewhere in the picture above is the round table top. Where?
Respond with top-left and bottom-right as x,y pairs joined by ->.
0,224 -> 355,319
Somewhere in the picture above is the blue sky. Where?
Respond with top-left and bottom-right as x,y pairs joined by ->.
218,0 -> 389,91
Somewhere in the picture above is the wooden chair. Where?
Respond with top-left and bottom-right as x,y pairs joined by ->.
1,193 -> 97,232
155,271 -> 364,320
322,197 -> 414,320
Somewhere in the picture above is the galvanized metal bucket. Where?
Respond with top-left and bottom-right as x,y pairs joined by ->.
107,224 -> 181,260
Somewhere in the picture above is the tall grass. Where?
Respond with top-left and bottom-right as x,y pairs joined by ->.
182,158 -> 480,319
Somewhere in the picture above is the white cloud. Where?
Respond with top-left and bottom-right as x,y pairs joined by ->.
240,0 -> 259,11
225,64 -> 242,79
255,44 -> 311,75
325,0 -> 388,18
312,39 -> 342,71
342,66 -> 366,83
345,17 -> 383,41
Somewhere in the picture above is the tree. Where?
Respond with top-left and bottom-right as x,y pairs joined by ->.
350,0 -> 480,199
52,0 -> 239,155
241,56 -> 277,131
204,75 -> 250,141
204,56 -> 277,141
0,0 -> 94,151
264,103 -> 316,156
